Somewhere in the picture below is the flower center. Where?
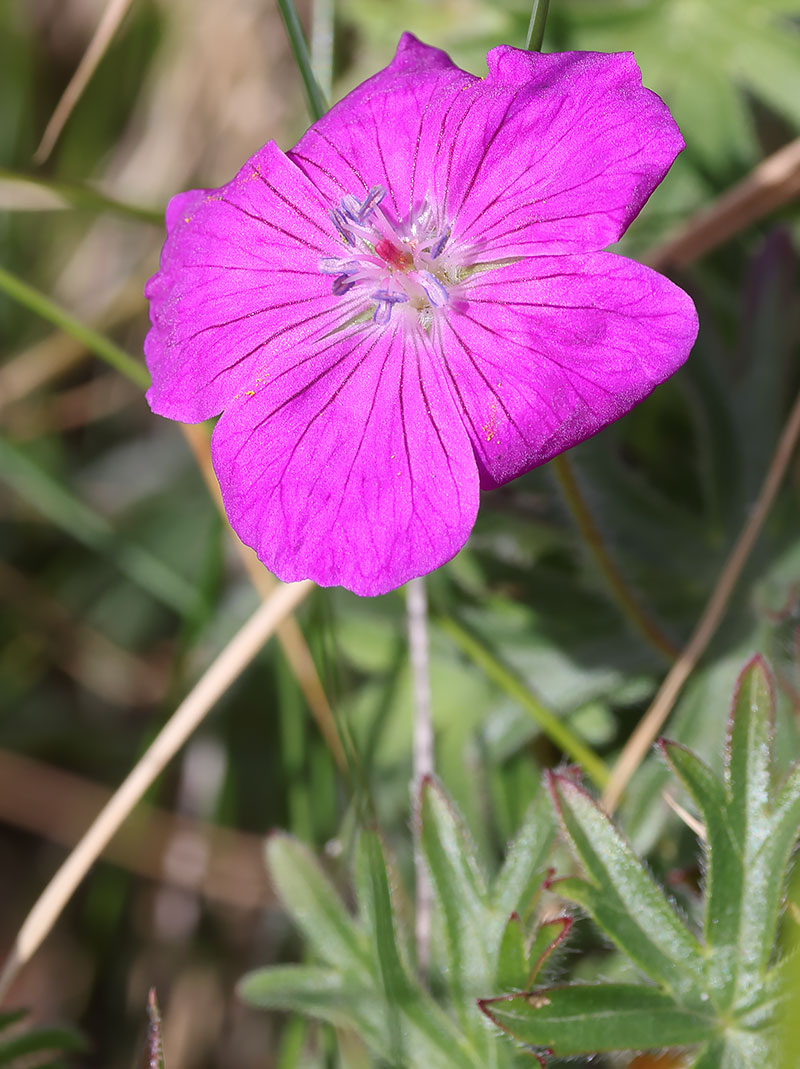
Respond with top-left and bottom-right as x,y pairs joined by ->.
320,186 -> 458,327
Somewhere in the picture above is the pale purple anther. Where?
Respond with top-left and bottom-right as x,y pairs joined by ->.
144,34 -> 698,596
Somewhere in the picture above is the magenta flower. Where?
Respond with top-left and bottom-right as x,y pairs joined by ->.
145,35 -> 698,596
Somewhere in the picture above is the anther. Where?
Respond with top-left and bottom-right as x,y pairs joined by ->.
332,274 -> 358,296
329,208 -> 355,246
359,185 -> 386,220
319,258 -> 359,276
429,227 -> 451,260
372,292 -> 408,324
418,271 -> 449,307
339,195 -> 363,223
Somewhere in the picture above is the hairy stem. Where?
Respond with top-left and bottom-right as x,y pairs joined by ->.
407,577 -> 434,975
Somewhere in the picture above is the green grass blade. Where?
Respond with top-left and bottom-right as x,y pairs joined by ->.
355,830 -> 409,1060
276,0 -> 327,123
0,167 -> 163,224
0,435 -> 199,617
0,1026 -> 86,1062
438,615 -> 609,788
0,265 -> 150,388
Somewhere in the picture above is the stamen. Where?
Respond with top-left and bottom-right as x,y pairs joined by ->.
329,208 -> 355,246
429,227 -> 451,260
319,258 -> 359,276
332,274 -> 358,296
359,185 -> 386,220
322,188 -> 460,328
339,194 -> 363,223
418,271 -> 449,307
372,292 -> 408,324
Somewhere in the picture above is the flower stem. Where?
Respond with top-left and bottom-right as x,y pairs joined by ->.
276,0 -> 328,123
437,615 -> 609,789
0,266 -> 150,389
525,0 -> 551,52
407,577 -> 434,975
551,453 -> 679,661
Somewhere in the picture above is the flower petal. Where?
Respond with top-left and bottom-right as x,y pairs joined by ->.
211,323 -> 479,596
430,49 -> 684,257
145,141 -> 352,422
438,253 -> 698,488
287,33 -> 476,222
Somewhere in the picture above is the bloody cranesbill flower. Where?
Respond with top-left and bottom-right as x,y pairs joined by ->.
145,35 -> 698,596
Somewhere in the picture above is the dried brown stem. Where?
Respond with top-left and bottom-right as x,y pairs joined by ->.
0,748 -> 272,911
179,423 -> 344,768
603,386 -> 800,812
0,580 -> 312,1004
644,137 -> 800,270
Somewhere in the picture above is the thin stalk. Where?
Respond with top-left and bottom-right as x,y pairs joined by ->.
438,615 -> 609,789
603,384 -> 800,812
0,266 -> 150,389
407,577 -> 434,974
34,0 -> 136,163
0,580 -> 314,1004
276,0 -> 328,123
310,0 -> 334,102
525,0 -> 551,51
551,453 -> 679,661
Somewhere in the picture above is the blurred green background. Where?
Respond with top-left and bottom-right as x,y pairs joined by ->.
1,0 -> 799,1065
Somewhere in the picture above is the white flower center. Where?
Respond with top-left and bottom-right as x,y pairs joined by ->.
320,186 -> 463,327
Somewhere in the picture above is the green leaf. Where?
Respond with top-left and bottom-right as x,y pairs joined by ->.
0,265 -> 150,388
266,833 -> 370,974
525,917 -> 572,985
491,788 -> 555,923
238,965 -> 384,1045
723,657 -> 786,1001
419,776 -> 493,1000
660,740 -> 741,1005
0,1027 -> 86,1063
438,616 -> 609,787
560,0 -> 800,173
687,1031 -> 776,1067
548,773 -> 707,1001
355,830 -> 411,1060
726,656 -> 773,855
494,914 -> 528,991
480,984 -> 716,1056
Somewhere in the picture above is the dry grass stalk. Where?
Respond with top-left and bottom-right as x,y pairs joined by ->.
0,579 -> 312,1004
